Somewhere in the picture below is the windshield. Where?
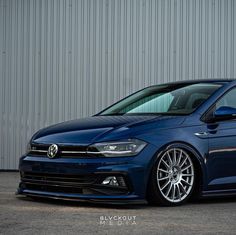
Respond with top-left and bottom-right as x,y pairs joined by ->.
99,83 -> 222,116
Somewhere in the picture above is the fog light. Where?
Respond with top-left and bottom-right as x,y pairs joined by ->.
101,176 -> 127,187
102,176 -> 119,186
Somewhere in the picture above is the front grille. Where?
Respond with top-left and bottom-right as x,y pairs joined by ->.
21,172 -> 97,185
20,172 -> 130,195
21,172 -> 98,194
28,143 -> 91,158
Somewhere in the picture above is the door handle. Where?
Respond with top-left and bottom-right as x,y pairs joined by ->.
194,132 -> 209,137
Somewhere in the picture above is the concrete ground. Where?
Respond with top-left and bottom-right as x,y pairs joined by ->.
1,172 -> 236,235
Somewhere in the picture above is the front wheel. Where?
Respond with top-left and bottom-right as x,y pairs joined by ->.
147,147 -> 195,206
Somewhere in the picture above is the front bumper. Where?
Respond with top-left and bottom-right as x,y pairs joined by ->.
17,146 -> 156,204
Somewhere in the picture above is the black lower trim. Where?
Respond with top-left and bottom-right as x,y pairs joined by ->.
0,170 -> 19,172
16,192 -> 147,205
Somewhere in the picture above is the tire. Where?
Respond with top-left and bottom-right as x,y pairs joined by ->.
147,147 -> 196,206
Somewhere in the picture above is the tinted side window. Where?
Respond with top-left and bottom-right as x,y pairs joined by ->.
216,88 -> 236,109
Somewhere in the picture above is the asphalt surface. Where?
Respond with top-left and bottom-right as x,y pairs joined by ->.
1,172 -> 236,235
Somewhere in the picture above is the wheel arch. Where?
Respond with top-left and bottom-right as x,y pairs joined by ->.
146,141 -> 206,199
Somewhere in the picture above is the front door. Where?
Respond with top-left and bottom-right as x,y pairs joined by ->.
207,87 -> 236,191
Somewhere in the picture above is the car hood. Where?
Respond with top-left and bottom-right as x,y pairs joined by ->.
32,115 -> 185,145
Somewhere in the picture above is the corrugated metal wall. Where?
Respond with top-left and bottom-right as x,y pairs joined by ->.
0,0 -> 236,169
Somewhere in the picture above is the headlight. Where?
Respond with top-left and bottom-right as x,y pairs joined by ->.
87,139 -> 147,157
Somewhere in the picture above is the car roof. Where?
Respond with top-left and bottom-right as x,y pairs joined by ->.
165,79 -> 235,85
149,79 -> 236,87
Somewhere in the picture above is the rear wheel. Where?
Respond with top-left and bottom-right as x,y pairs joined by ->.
147,147 -> 195,206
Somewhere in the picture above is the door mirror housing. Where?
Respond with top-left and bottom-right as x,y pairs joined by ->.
214,106 -> 236,121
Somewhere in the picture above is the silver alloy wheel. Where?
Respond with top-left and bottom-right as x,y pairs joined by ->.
157,148 -> 194,203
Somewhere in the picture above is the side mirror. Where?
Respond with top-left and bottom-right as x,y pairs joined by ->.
214,106 -> 236,121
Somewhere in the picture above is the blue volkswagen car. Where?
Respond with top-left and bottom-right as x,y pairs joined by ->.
17,79 -> 236,206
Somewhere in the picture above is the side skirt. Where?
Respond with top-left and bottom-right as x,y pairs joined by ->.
202,189 -> 236,198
